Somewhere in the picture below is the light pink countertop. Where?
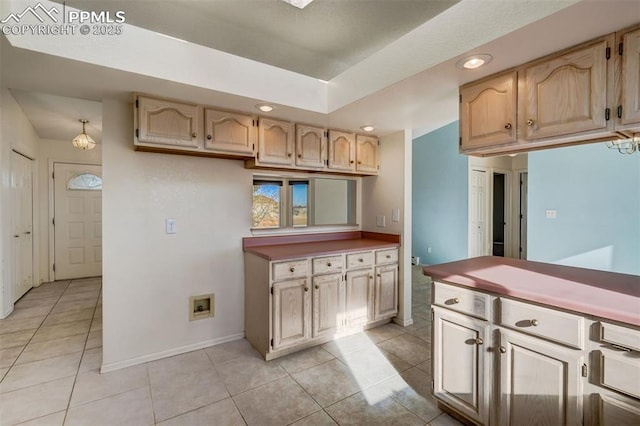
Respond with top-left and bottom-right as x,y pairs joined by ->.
243,231 -> 400,261
423,256 -> 640,327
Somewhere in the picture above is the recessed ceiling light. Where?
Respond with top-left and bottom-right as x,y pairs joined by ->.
360,125 -> 375,132
256,103 -> 275,113
455,54 -> 493,70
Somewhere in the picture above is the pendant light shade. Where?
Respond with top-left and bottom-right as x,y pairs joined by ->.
72,119 -> 96,150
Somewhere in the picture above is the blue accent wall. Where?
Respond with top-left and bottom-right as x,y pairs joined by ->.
528,143 -> 640,275
412,121 -> 468,265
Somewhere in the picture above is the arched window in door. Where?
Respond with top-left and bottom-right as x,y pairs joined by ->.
67,173 -> 102,190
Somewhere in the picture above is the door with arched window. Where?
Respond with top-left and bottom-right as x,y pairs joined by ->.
53,163 -> 102,279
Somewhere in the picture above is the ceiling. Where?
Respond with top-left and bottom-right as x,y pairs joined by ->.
56,0 -> 460,81
3,0 -> 640,144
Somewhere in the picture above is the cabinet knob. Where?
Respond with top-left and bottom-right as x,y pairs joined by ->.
358,258 -> 363,262
358,161 -> 362,164
452,297 -> 460,304
386,255 -> 391,258
369,275 -> 373,280
297,154 -> 302,158
377,273 -> 381,277
207,134 -> 212,140
304,286 -> 309,292
192,132 -> 197,138
14,234 -> 19,238
327,262 -> 332,267
475,338 -> 484,345
289,267 -> 295,272
499,346 -> 507,354
314,285 -> 319,290
287,153 -> 292,157
526,119 -> 535,126
350,160 -> 354,164
530,319 -> 539,326
504,123 -> 512,130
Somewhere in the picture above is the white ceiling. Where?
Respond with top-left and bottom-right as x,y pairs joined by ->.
3,0 -> 640,144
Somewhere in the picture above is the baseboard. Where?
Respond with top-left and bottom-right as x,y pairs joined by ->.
100,332 -> 245,373
393,317 -> 414,327
0,305 -> 15,320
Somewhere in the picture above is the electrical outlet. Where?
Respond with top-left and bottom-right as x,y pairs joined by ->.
392,209 -> 400,222
376,215 -> 386,227
427,247 -> 432,254
545,209 -> 557,219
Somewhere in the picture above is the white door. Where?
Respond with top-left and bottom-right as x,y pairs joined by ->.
54,163 -> 102,279
11,151 -> 34,302
469,168 -> 489,257
519,172 -> 528,260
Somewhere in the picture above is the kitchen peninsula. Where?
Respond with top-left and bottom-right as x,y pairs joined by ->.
423,256 -> 640,425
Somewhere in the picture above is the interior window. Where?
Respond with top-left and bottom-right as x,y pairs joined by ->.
290,180 -> 309,227
67,173 -> 102,190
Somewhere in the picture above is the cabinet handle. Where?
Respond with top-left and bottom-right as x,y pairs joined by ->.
14,234 -> 19,238
499,346 -> 507,354
526,119 -> 535,126
289,267 -> 295,272
386,255 -> 391,258
504,123 -> 512,129
192,132 -> 197,138
304,286 -> 309,292
327,262 -> 332,267
207,134 -> 212,140
358,258 -> 363,262
377,274 -> 381,277
314,285 -> 319,290
24,231 -> 31,235
475,338 -> 484,345
530,319 -> 539,326
452,297 -> 460,304
610,344 -> 632,352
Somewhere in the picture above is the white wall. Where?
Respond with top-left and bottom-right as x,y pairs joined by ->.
361,130 -> 412,326
101,99 -> 252,371
0,88 -> 41,318
36,139 -> 102,284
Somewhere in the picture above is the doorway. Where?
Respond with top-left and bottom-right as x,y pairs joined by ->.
468,167 -> 489,257
11,151 -> 34,302
492,173 -> 506,257
53,163 -> 103,279
519,172 -> 528,259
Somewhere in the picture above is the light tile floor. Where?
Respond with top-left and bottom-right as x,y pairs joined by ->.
0,268 -> 464,426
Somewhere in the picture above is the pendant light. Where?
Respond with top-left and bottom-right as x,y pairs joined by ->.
72,119 -> 96,150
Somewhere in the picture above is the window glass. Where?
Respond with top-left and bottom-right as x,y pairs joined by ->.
290,181 -> 309,227
252,180 -> 281,228
67,173 -> 102,190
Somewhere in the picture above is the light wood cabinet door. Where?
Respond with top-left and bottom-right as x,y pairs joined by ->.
257,118 -> 294,167
522,38 -> 611,141
433,307 -> 490,425
374,264 -> 397,320
204,108 -> 256,155
296,125 -> 326,169
328,130 -> 356,172
345,268 -> 373,327
272,279 -> 310,350
498,328 -> 583,426
591,394 -> 640,426
355,135 -> 379,174
312,273 -> 344,338
460,72 -> 517,150
619,27 -> 640,128
136,95 -> 199,148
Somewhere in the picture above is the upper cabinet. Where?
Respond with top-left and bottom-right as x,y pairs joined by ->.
355,135 -> 379,173
204,108 -> 256,156
135,95 -> 200,149
296,125 -> 326,170
618,27 -> 640,131
255,118 -> 295,167
328,130 -> 356,172
522,38 -> 610,141
460,71 -> 517,151
459,25 -> 640,156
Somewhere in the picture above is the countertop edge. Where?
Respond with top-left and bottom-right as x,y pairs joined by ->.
244,239 -> 400,261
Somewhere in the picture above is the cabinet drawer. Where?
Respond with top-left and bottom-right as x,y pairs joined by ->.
312,255 -> 343,275
433,282 -> 491,320
598,350 -> 640,399
346,251 -> 374,270
499,298 -> 584,349
375,248 -> 398,265
600,321 -> 640,352
272,259 -> 308,281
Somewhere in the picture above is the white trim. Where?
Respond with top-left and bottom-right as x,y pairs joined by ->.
393,317 -> 414,327
100,332 -> 245,373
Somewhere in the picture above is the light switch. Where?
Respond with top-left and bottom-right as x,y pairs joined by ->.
376,215 -> 386,227
545,209 -> 557,219
392,209 -> 400,222
166,218 -> 177,234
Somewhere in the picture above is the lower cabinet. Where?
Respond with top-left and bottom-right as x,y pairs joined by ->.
432,307 -> 490,425
245,247 -> 399,360
431,281 -> 640,426
497,328 -> 583,426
